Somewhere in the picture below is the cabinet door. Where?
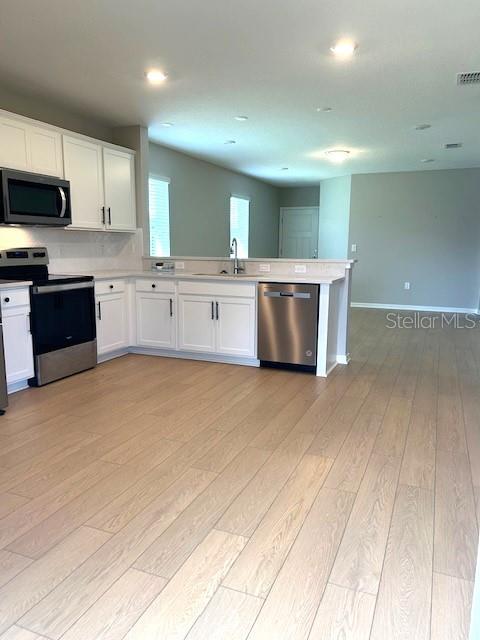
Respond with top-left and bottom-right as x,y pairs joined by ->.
103,148 -> 136,231
178,295 -> 216,353
28,126 -> 63,177
0,117 -> 29,171
215,297 -> 256,357
96,293 -> 129,355
63,136 -> 104,230
2,307 -> 34,384
136,292 -> 175,349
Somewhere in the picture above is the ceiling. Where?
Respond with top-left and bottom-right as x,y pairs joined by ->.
1,0 -> 479,186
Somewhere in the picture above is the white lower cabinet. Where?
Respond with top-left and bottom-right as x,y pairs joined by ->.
178,295 -> 216,353
177,283 -> 256,358
95,281 -> 129,356
136,292 -> 176,349
1,288 -> 34,386
215,297 -> 256,357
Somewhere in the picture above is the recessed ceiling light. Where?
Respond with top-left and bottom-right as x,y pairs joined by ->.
421,158 -> 435,163
280,167 -> 289,171
234,116 -> 248,121
325,149 -> 351,163
415,124 -> 431,130
224,140 -> 236,145
317,107 -> 333,112
160,122 -> 173,127
146,69 -> 168,84
330,40 -> 357,58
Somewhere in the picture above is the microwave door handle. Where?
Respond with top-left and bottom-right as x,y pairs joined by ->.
58,187 -> 67,217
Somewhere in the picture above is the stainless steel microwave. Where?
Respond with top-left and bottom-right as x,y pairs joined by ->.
0,168 -> 71,226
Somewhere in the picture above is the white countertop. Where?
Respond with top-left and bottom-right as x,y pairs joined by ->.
0,279 -> 33,289
76,269 -> 345,285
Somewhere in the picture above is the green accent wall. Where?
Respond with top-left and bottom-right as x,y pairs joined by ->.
149,142 -> 280,257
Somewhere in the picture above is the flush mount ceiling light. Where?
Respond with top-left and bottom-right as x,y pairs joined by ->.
325,149 -> 351,163
160,122 -> 173,127
317,107 -> 333,112
415,124 -> 431,130
145,69 -> 168,84
421,158 -> 435,163
443,142 -> 462,149
234,115 -> 248,121
330,40 -> 357,58
224,140 -> 236,145
280,167 -> 289,171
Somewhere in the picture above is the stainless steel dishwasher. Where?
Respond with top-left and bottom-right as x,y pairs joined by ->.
257,282 -> 319,370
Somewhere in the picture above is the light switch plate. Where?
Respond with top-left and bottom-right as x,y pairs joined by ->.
175,261 -> 185,270
259,263 -> 271,272
351,243 -> 357,253
404,281 -> 410,290
294,264 -> 307,274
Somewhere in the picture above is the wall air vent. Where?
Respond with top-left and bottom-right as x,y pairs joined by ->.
443,143 -> 462,149
457,72 -> 480,85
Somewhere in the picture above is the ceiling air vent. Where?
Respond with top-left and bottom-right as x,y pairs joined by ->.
443,143 -> 462,149
457,71 -> 480,85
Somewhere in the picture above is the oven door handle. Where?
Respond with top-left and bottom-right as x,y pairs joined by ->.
58,187 -> 67,218
32,282 -> 94,295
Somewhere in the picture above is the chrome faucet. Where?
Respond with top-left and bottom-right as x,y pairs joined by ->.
230,237 -> 241,274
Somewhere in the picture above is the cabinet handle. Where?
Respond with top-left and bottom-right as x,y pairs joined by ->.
26,313 -> 31,333
169,298 -> 173,317
108,207 -> 112,225
101,206 -> 106,225
97,301 -> 102,320
216,301 -> 219,320
211,301 -> 214,320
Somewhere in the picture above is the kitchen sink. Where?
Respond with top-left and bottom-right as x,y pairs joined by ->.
192,273 -> 254,278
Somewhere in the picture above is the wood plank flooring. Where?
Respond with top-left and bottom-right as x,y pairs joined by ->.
0,308 -> 478,639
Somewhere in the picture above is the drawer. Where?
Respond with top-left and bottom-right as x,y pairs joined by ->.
178,279 -> 256,299
95,279 -> 126,295
0,288 -> 30,309
135,278 -> 176,293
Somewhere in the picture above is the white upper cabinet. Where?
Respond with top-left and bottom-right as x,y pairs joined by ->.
63,136 -> 104,230
0,117 -> 29,170
103,148 -> 136,231
0,115 -> 63,176
28,126 -> 63,177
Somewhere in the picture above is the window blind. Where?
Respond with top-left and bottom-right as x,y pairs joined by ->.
230,195 -> 250,258
149,176 -> 171,256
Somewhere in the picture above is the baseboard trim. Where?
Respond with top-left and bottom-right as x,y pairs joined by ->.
351,302 -> 478,314
97,349 -> 129,364
129,347 -> 260,368
7,379 -> 29,394
336,354 -> 350,365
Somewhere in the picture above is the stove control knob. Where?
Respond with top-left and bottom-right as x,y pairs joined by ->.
109,284 -> 114,289
152,283 -> 156,288
4,297 -> 10,303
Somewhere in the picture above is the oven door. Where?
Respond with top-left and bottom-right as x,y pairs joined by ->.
29,282 -> 96,355
1,169 -> 72,226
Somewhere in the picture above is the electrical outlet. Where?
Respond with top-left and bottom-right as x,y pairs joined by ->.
294,264 -> 307,274
175,261 -> 185,270
404,281 -> 411,290
259,263 -> 271,272
351,243 -> 357,253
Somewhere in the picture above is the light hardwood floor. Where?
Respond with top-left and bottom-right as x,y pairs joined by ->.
0,308 -> 478,639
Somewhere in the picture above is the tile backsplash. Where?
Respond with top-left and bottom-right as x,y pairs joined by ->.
0,227 -> 143,273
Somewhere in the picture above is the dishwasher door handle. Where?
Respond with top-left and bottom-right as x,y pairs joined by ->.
263,291 -> 311,299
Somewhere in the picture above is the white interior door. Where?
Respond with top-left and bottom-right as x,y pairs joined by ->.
279,207 -> 319,259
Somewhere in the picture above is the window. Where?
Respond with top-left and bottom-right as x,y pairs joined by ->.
230,195 -> 250,258
149,175 -> 171,256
